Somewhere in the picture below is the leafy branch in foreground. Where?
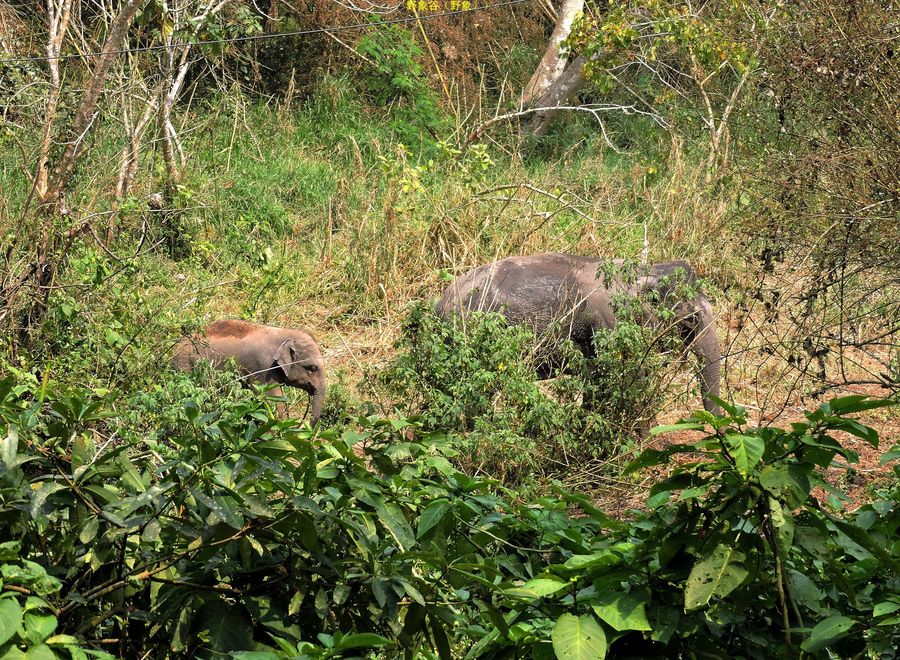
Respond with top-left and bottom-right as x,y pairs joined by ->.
0,368 -> 897,658
481,394 -> 899,658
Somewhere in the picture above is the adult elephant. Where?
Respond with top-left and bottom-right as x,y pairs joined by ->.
436,253 -> 722,414
172,319 -> 326,423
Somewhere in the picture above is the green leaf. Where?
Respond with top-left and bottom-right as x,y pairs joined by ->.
0,541 -> 21,561
828,515 -> 900,572
622,445 -> 695,475
649,422 -> 705,436
334,633 -> 390,650
880,444 -> 900,465
561,551 -> 621,572
30,482 -> 67,518
288,591 -> 304,617
504,577 -> 567,599
592,592 -> 651,632
724,433 -> 765,478
873,601 -> 900,617
78,517 -> 99,545
23,613 -> 57,645
23,645 -> 56,660
193,601 -> 254,653
684,544 -> 749,611
759,465 -> 811,509
801,615 -> 856,652
825,417 -> 879,447
332,583 -> 351,606
825,395 -> 895,415
551,614 -> 607,660
768,498 -> 794,556
373,500 -> 415,552
0,599 -> 23,646
787,570 -> 825,613
416,499 -> 449,539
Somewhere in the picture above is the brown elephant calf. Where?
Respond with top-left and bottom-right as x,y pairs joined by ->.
171,319 -> 326,423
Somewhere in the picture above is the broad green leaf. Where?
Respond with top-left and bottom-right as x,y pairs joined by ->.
0,541 -> 20,561
0,599 -> 23,646
622,446 -> 691,475
23,613 -> 57,645
873,601 -> 900,617
23,645 -> 55,660
561,551 -> 620,571
801,615 -> 855,652
504,577 -> 567,599
396,578 -> 425,606
880,444 -> 900,465
824,417 -> 879,447
828,515 -> 900,573
374,500 -> 415,552
193,601 -> 254,652
724,433 -> 764,478
29,482 -> 67,519
79,517 -> 99,545
825,395 -> 895,415
592,592 -> 651,632
288,591 -> 304,616
649,422 -> 704,436
769,498 -> 794,556
416,499 -> 449,539
332,583 -> 351,606
335,633 -> 390,650
684,544 -> 749,611
759,465 -> 811,508
551,614 -> 607,660
787,570 -> 825,613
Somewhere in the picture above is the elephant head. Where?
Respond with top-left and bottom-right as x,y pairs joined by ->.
273,336 -> 326,423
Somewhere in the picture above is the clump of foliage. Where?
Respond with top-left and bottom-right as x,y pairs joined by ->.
0,366 -> 897,658
356,25 -> 444,147
381,301 -> 682,487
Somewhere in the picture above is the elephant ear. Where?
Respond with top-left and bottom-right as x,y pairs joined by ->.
273,339 -> 297,380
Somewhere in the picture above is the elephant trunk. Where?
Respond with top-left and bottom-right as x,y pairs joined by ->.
692,299 -> 722,415
309,388 -> 325,425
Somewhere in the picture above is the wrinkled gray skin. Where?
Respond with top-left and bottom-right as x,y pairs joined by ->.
436,253 -> 722,414
172,319 -> 326,423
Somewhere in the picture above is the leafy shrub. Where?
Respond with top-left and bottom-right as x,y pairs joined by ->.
1,366 -> 896,658
476,395 -> 900,658
356,25 -> 444,147
382,301 -> 681,487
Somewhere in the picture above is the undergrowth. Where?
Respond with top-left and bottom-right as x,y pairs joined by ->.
381,300 -> 681,490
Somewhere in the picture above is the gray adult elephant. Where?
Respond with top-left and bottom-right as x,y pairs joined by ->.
172,319 -> 326,423
436,253 -> 722,414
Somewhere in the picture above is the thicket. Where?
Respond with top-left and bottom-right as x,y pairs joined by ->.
381,297 -> 682,489
1,368 -> 898,658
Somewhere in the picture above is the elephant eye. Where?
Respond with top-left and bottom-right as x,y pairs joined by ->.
306,365 -> 318,373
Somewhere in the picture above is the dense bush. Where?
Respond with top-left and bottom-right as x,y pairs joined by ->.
381,301 -> 683,487
356,25 -> 445,148
0,366 -> 897,658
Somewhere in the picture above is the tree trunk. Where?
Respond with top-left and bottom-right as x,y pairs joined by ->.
526,55 -> 588,135
521,0 -> 584,106
44,0 -> 145,209
20,0 -> 144,341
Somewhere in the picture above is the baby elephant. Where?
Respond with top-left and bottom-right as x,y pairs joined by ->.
171,319 -> 326,423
